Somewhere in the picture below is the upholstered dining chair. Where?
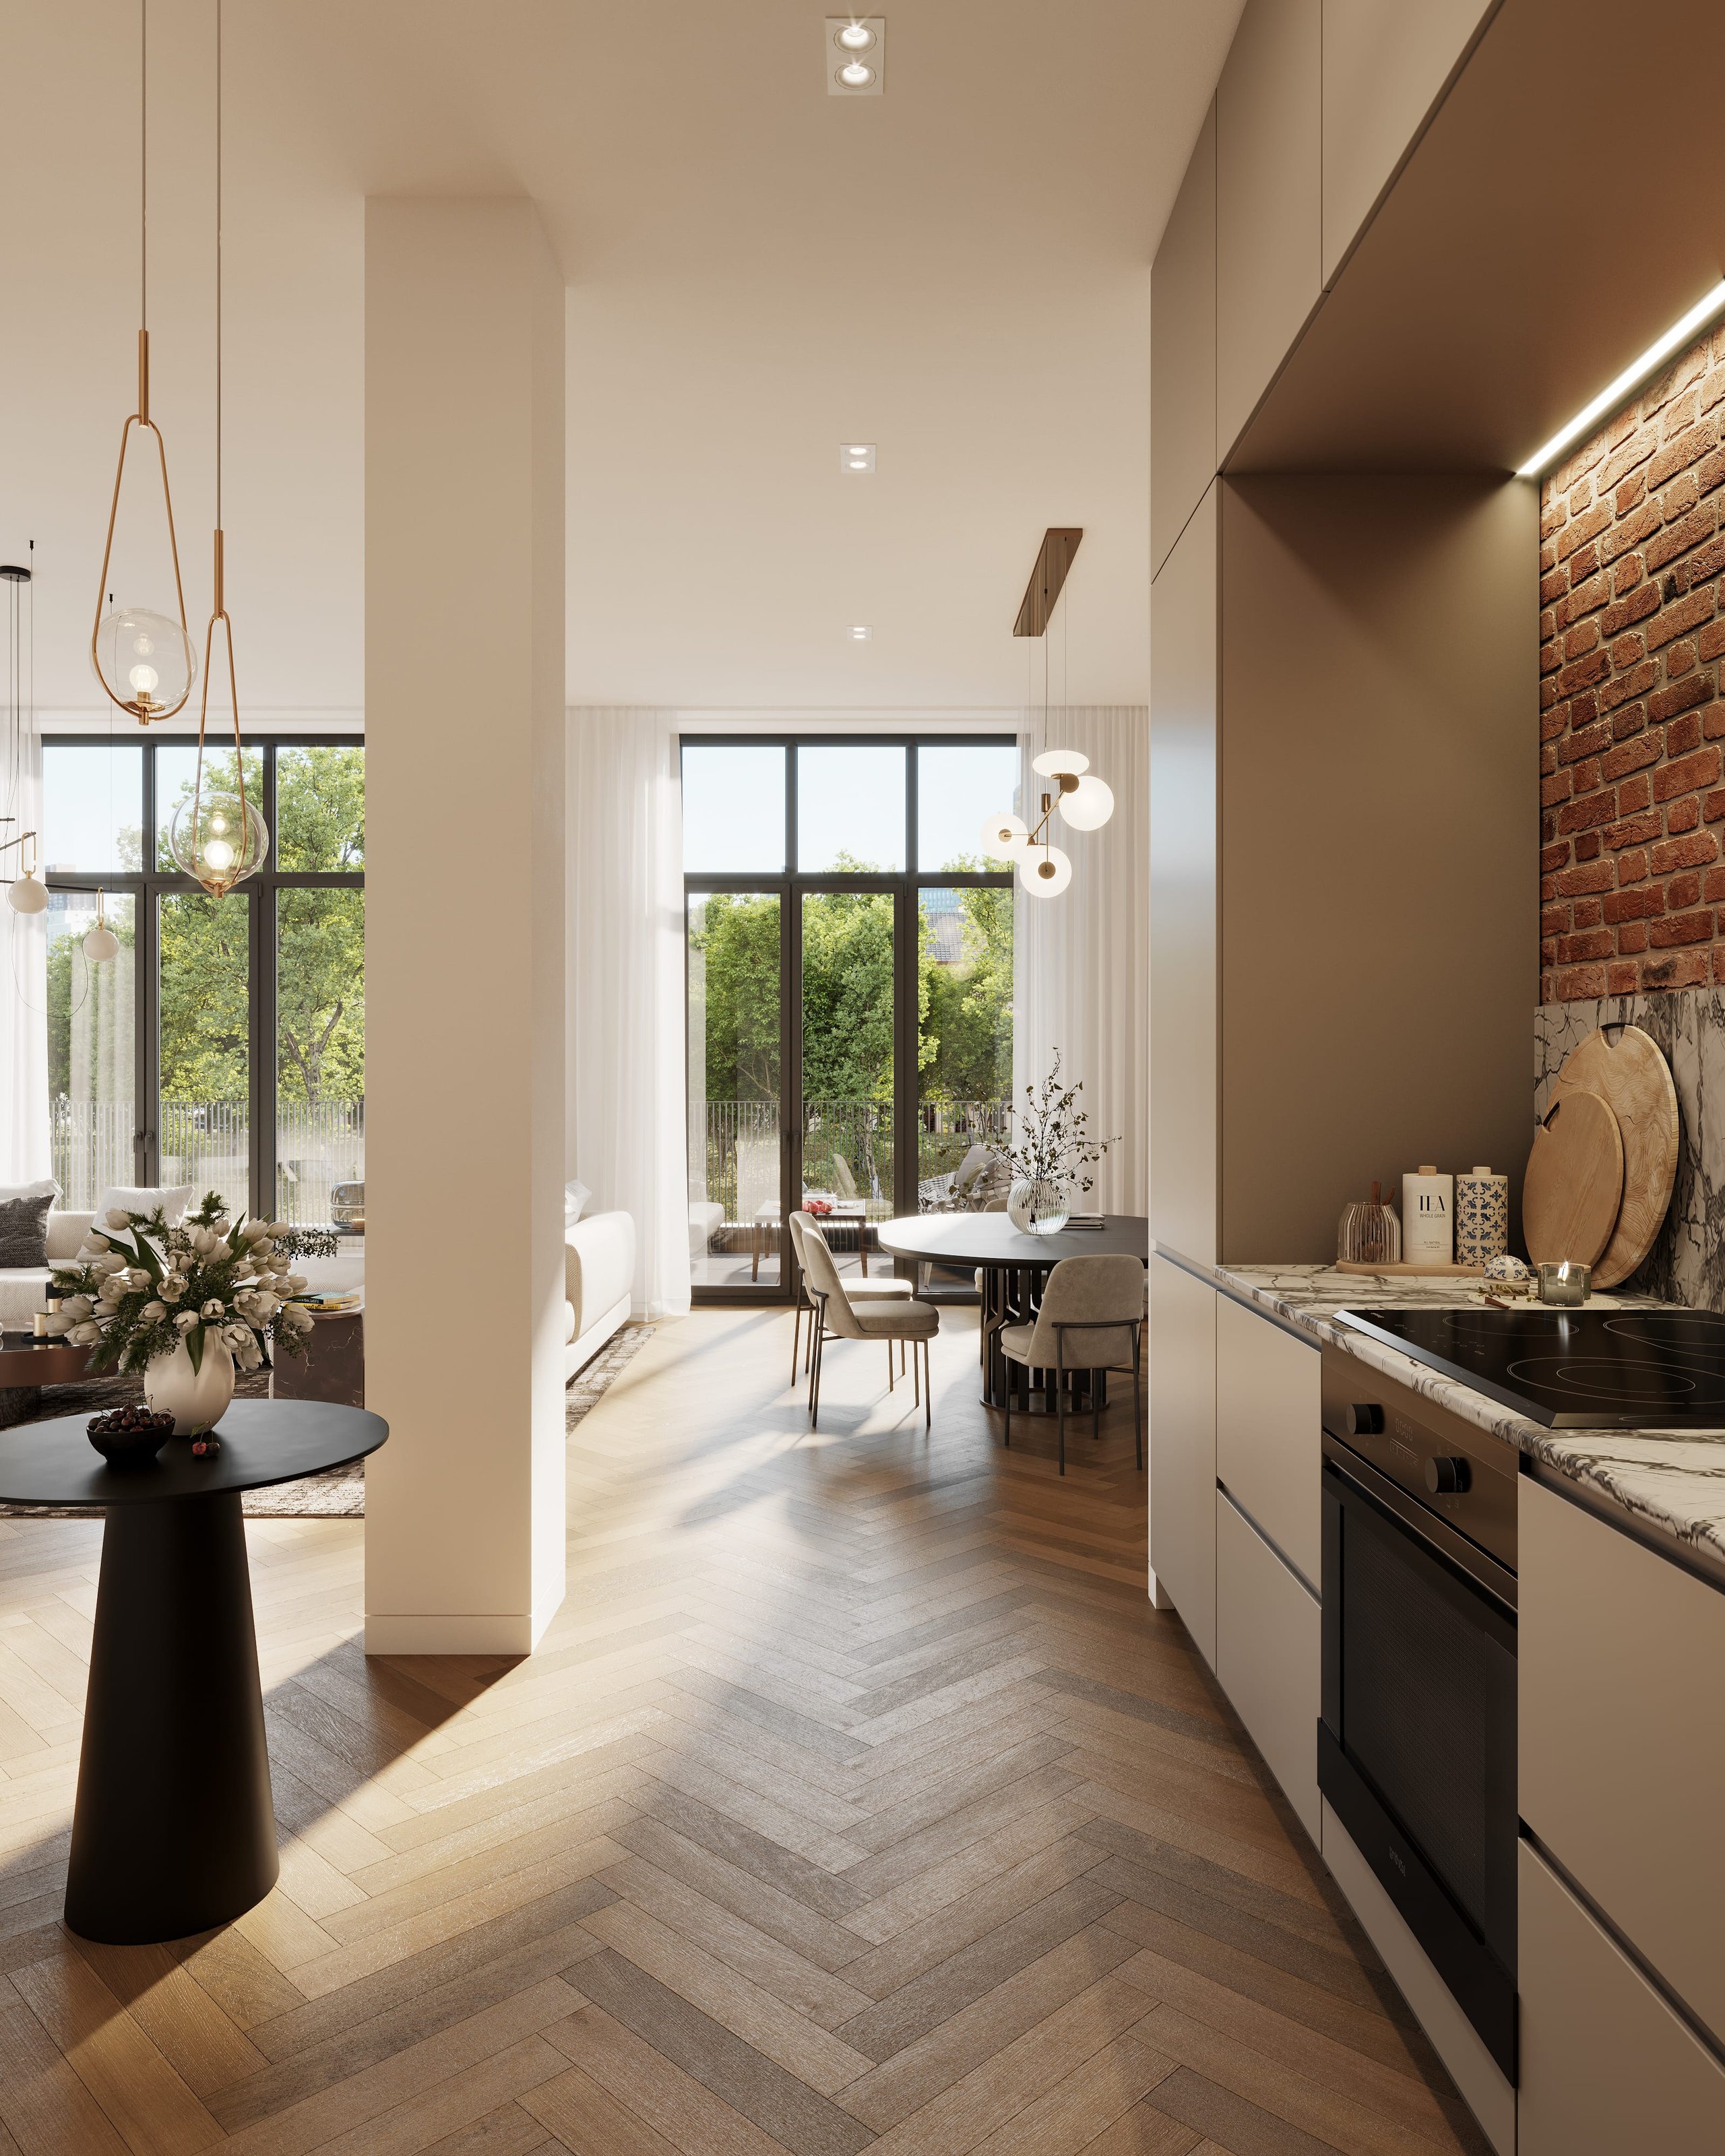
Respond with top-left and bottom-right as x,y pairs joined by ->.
788,1211 -> 914,1387
996,1255 -> 1144,1475
797,1216 -> 939,1430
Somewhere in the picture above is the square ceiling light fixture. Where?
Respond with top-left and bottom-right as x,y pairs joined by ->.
827,17 -> 885,95
840,443 -> 876,474
848,625 -> 873,640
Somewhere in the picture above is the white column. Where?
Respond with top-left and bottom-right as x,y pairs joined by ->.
363,200 -> 566,1655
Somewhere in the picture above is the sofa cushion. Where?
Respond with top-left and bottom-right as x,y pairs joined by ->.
0,1269 -> 52,1331
565,1178 -> 592,1224
96,1183 -> 195,1228
44,1210 -> 98,1262
565,1210 -> 636,1337
0,1193 -> 53,1269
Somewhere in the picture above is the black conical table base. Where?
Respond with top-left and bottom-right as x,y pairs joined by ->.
67,1490 -> 278,1942
0,1399 -> 387,1946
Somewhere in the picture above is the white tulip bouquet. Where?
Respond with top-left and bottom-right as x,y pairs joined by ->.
38,1191 -> 316,1377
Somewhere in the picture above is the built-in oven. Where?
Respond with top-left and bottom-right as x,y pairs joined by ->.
1319,1347 -> 1518,2081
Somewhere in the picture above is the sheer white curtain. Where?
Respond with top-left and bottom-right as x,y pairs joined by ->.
566,711 -> 691,1317
0,716 -> 49,1185
1012,708 -> 1148,1215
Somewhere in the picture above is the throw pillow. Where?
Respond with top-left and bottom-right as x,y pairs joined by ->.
565,1178 -> 592,1224
0,1178 -> 57,1207
0,1191 -> 54,1269
94,1183 -> 196,1229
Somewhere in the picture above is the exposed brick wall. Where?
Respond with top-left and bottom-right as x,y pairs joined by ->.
1540,327 -> 1725,1001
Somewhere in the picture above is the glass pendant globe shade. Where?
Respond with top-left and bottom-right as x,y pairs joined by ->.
7,872 -> 48,916
167,788 -> 268,897
1057,774 -> 1115,831
980,811 -> 1028,861
83,922 -> 121,963
92,607 -> 195,722
1020,844 -> 1073,898
1031,747 -> 1088,778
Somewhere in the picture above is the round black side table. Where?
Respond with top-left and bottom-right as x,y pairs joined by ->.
0,1399 -> 387,1944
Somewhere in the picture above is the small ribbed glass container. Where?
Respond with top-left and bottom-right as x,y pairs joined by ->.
1338,1180 -> 1402,1265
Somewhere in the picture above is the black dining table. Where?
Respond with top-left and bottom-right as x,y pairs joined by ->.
876,1213 -> 1149,1413
0,1399 -> 387,1944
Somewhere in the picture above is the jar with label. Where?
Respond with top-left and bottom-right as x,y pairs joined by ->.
1402,1166 -> 1454,1267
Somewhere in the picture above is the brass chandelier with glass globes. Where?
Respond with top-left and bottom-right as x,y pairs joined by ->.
94,0 -> 266,902
980,527 -> 1115,899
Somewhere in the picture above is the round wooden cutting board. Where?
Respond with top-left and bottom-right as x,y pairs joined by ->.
1550,1025 -> 1679,1288
1524,1085 -> 1625,1271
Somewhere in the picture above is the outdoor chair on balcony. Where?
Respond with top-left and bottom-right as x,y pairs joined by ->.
796,1215 -> 938,1431
788,1211 -> 914,1387
734,1135 -> 782,1281
997,1254 -> 1144,1476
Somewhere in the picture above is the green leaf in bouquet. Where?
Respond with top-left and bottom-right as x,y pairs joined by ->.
186,1325 -> 205,1376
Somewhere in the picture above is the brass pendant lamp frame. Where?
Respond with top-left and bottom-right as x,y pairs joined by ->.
91,3 -> 194,727
181,0 -> 261,901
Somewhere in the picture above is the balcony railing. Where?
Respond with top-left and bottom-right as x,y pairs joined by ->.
50,1096 -> 364,1225
689,1096 -> 1010,1222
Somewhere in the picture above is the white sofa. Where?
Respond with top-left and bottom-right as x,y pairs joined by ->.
566,1209 -> 635,1379
0,1210 -> 96,1332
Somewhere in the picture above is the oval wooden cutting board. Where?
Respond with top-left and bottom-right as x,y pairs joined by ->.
1524,1086 -> 1624,1271
1550,1025 -> 1679,1289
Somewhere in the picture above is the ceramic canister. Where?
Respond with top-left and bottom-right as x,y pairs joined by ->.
1402,1166 -> 1455,1267
1455,1164 -> 1509,1269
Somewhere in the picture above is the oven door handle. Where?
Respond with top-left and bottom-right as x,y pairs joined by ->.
1323,1432 -> 1518,1614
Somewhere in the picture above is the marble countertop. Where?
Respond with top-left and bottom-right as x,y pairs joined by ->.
1170,1257 -> 1725,1573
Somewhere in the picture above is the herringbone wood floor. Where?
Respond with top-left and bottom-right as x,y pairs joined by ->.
0,1308 -> 1488,2156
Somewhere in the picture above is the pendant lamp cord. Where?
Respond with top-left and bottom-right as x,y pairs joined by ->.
140,0 -> 148,334
215,0 -> 222,532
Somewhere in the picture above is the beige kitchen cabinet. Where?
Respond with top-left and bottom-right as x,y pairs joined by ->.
1520,1474 -> 1725,2045
1215,0 -> 1321,457
1148,1254 -> 1216,1666
1214,1292 -> 1319,1585
1150,99 -> 1216,577
1149,484 -> 1217,1266
1518,1837 -> 1725,2153
1319,0 -> 1495,284
1215,1488 -> 1319,1836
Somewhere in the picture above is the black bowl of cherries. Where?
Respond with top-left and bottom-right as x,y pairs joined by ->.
86,1405 -> 177,1467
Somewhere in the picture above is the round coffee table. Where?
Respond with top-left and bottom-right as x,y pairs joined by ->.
0,1399 -> 387,1943
0,1331 -> 94,1428
876,1213 -> 1149,1413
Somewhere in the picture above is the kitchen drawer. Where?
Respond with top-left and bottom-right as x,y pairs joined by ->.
1519,1837 -> 1725,2153
1215,1292 -> 1320,1585
1216,1488 -> 1319,1838
1149,1257 -> 1216,1665
1520,1475 -> 1725,2044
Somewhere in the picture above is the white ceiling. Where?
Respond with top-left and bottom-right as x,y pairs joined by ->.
1,1 -> 1240,717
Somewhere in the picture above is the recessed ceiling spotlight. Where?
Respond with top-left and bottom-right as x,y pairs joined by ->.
826,16 -> 884,94
840,443 -> 876,474
849,625 -> 873,640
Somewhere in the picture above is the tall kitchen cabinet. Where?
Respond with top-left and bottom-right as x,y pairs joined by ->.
1148,0 -> 1534,1651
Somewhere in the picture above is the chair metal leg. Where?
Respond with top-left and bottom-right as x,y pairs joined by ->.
1057,1339 -> 1067,1476
792,1304 -> 803,1386
923,1338 -> 931,1430
810,1318 -> 823,1428
1133,1326 -> 1143,1471
912,1336 -> 920,1407
1003,1367 -> 1011,1449
887,1341 -> 895,1390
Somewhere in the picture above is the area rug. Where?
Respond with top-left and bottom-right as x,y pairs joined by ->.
0,1323 -> 656,1521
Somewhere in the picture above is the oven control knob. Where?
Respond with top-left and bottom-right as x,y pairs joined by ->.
1425,1455 -> 1472,1494
1346,1403 -> 1383,1436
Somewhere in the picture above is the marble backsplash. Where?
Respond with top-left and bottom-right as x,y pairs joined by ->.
1534,990 -> 1725,1310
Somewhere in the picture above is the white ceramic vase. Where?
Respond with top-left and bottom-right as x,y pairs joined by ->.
1007,1177 -> 1069,1236
143,1335 -> 235,1436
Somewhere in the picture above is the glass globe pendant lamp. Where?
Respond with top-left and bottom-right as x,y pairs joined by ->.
5,828 -> 47,915
169,542 -> 268,899
168,8 -> 268,904
90,7 -> 195,727
82,890 -> 121,963
1020,841 -> 1072,899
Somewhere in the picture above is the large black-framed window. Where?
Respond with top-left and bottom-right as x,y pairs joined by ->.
683,734 -> 1017,1302
40,734 -> 364,1227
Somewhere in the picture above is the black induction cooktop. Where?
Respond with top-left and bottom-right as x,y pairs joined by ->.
1336,1306 -> 1725,1428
